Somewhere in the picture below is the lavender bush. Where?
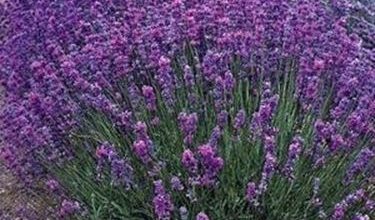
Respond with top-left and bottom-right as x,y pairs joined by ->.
0,0 -> 374,219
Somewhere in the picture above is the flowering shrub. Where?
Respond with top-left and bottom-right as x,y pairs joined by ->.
0,0 -> 374,219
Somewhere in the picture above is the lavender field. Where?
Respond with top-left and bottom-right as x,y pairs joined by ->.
0,1 -> 374,219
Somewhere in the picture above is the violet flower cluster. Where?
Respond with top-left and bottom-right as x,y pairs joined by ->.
133,121 -> 154,164
95,142 -> 134,190
282,136 -> 304,181
152,180 -> 174,220
182,144 -> 224,187
343,148 -> 374,184
0,0 -> 374,219
331,189 -> 366,220
178,112 -> 199,146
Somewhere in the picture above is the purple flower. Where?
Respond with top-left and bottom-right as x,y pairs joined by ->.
282,136 -> 304,180
183,65 -> 195,88
196,212 -> 210,220
364,199 -> 375,211
213,76 -> 225,111
202,51 -> 224,82
116,110 -> 133,132
182,149 -> 198,174
45,179 -> 59,191
178,112 -> 199,145
156,56 -> 175,108
250,88 -> 279,138
224,71 -> 235,92
110,158 -> 134,190
151,116 -> 161,126
344,148 -> 374,185
331,189 -> 366,220
217,110 -> 228,128
332,204 -> 346,220
95,143 -> 116,180
263,134 -> 277,154
183,64 -> 197,106
134,121 -> 149,140
96,143 -> 112,159
95,143 -> 134,188
179,206 -> 189,220
198,144 -> 224,186
59,199 -> 80,218
142,85 -> 157,111
0,0 -> 373,218
132,140 -> 151,164
128,83 -> 141,110
153,180 -> 174,220
329,134 -> 346,152
133,121 -> 154,163
310,177 -> 326,217
208,126 -> 222,147
256,132 -> 278,194
258,152 -> 277,193
331,97 -> 350,119
314,120 -> 334,140
233,109 -> 246,131
313,59 -> 325,71
352,213 -> 370,220
246,181 -> 259,206
170,176 -> 184,191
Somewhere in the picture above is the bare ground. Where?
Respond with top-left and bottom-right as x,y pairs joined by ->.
0,163 -> 54,219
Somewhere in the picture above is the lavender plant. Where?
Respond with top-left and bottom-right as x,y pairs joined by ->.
0,0 -> 374,219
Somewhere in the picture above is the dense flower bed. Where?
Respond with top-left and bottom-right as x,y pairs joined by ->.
0,0 -> 374,219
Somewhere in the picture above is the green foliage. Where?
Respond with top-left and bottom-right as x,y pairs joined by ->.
50,61 -> 370,220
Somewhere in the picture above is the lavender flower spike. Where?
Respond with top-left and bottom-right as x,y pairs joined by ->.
282,136 -> 304,181
196,212 -> 210,220
133,121 -> 154,163
45,179 -> 59,192
58,200 -> 81,218
217,110 -> 228,128
171,176 -> 184,191
331,189 -> 366,220
95,143 -> 134,189
344,148 -> 374,185
132,140 -> 152,164
179,206 -> 189,220
246,181 -> 259,206
153,180 -> 174,220
157,56 -> 175,108
208,126 -> 222,147
352,213 -> 370,220
178,112 -> 199,145
198,144 -> 224,186
142,85 -> 157,111
256,133 -> 278,195
182,149 -> 198,174
233,109 -> 246,132
110,158 -> 134,190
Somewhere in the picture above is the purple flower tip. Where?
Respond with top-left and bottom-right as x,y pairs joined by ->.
246,181 -> 258,206
59,199 -> 80,218
171,176 -> 184,191
153,180 -> 173,220
142,85 -> 157,111
182,149 -> 198,174
196,211 -> 210,220
46,179 -> 59,191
